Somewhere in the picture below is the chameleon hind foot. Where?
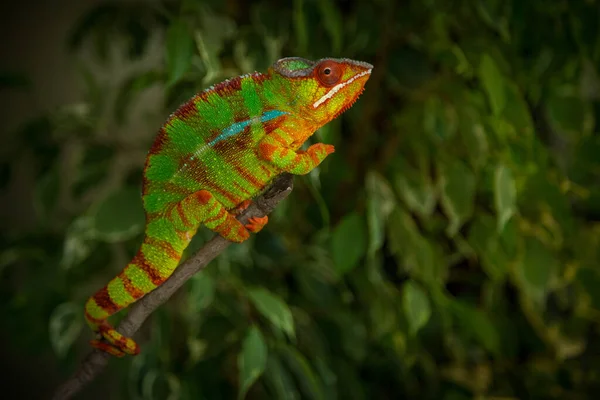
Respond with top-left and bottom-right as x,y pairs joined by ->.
90,321 -> 141,357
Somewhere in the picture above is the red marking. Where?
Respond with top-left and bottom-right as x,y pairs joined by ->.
145,237 -> 180,260
205,207 -> 227,224
236,224 -> 250,241
173,97 -> 199,119
176,202 -> 191,227
196,190 -> 212,204
147,127 -> 168,156
258,142 -> 277,161
251,73 -> 269,85
260,165 -> 273,176
133,252 -> 166,286
216,218 -> 234,237
204,180 -> 240,205
262,119 -> 281,136
234,165 -> 263,189
84,310 -> 104,325
206,127 -> 227,145
120,270 -> 146,299
200,76 -> 243,100
232,181 -> 251,196
142,128 -> 169,195
93,287 -> 119,314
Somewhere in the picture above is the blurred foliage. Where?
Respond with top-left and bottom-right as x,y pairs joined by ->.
2,0 -> 600,398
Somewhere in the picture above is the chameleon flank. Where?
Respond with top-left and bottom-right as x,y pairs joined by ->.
85,57 -> 373,356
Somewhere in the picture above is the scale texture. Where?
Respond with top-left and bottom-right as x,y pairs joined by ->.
84,57 -> 373,356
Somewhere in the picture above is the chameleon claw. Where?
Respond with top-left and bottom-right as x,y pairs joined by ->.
245,216 -> 269,233
92,321 -> 141,356
90,339 -> 127,357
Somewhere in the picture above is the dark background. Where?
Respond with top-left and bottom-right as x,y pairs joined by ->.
1,0 -> 600,399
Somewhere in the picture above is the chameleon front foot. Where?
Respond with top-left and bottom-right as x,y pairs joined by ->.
90,321 -> 141,357
245,216 -> 269,233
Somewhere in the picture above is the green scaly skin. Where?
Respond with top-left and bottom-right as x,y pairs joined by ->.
84,57 -> 373,356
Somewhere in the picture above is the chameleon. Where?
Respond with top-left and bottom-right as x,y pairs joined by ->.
84,57 -> 373,357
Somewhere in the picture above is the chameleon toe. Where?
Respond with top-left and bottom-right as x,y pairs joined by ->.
245,216 -> 269,233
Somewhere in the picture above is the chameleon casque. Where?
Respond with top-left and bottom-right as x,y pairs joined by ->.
84,57 -> 373,357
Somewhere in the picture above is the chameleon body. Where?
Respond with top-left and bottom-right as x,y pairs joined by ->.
85,57 -> 372,356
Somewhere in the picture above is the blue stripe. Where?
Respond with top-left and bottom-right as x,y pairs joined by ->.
208,110 -> 287,146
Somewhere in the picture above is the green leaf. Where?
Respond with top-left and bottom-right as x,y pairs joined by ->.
439,160 -> 476,236
546,92 -> 586,134
478,54 -> 506,115
503,82 -> 534,132
166,20 -> 194,86
238,326 -> 268,400
387,208 -> 444,283
49,302 -> 83,358
395,172 -> 436,218
92,187 -> 145,242
460,122 -> 489,169
331,212 -> 367,275
577,267 -> 600,310
402,281 -> 431,335
424,97 -> 456,142
280,345 -> 325,400
188,273 -> 215,313
141,370 -> 182,400
493,164 -> 516,233
366,171 -> 396,256
467,215 -> 509,281
450,300 -> 500,355
516,238 -> 558,305
248,288 -> 295,339
61,216 -> 95,270
264,355 -> 301,400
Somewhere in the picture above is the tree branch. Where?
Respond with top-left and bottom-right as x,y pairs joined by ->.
52,174 -> 294,400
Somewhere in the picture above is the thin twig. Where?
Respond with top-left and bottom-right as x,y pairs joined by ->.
52,174 -> 294,400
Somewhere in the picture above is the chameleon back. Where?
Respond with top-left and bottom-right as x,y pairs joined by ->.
142,72 -> 286,216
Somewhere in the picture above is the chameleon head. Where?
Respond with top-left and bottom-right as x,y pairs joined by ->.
270,57 -> 373,125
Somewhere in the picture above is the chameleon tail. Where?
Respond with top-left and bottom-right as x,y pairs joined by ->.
84,228 -> 186,356
84,190 -> 265,356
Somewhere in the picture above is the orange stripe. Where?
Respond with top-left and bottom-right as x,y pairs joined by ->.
85,310 -> 104,324
205,207 -> 227,224
177,202 -> 192,228
216,219 -> 234,237
204,180 -> 240,205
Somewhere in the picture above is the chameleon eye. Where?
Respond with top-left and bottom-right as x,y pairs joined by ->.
316,61 -> 342,87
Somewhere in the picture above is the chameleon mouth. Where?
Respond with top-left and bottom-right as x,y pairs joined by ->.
312,68 -> 372,108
